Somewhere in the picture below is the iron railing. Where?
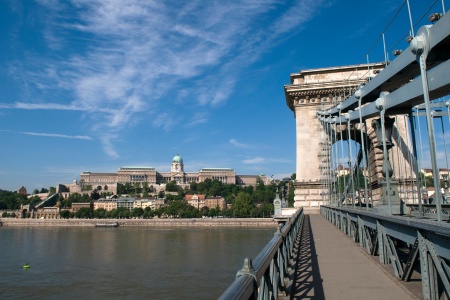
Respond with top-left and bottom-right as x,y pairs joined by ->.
219,208 -> 304,300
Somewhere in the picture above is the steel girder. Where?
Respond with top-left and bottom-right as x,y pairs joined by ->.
320,11 -> 450,120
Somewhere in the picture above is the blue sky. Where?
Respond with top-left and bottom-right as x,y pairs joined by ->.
0,0 -> 444,192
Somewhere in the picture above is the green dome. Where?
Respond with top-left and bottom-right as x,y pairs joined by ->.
172,154 -> 183,163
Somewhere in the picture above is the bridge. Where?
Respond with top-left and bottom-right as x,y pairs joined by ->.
221,2 -> 450,299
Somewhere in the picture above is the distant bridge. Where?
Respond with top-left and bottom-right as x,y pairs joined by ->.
221,3 -> 450,299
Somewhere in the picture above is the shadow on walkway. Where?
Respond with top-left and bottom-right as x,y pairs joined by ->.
290,215 -> 325,300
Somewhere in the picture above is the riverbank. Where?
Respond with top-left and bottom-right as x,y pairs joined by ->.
0,217 -> 278,227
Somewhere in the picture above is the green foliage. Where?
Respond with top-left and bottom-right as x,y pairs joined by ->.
59,192 -> 93,208
165,181 -> 179,192
74,207 -> 93,219
59,210 -> 70,219
2,211 -> 16,218
0,189 -> 30,210
233,192 -> 253,217
160,200 -> 199,218
130,207 -> 144,218
419,173 -> 434,187
288,181 -> 295,207
44,176 -> 284,219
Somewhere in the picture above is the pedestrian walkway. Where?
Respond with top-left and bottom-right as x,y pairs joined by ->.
290,214 -> 418,299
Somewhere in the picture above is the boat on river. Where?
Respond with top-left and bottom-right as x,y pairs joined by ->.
95,222 -> 119,228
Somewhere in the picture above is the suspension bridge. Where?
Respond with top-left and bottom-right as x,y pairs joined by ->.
220,2 -> 450,299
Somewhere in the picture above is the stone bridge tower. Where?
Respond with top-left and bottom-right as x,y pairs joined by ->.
284,63 -> 415,211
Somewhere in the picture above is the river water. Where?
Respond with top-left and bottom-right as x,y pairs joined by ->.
0,226 -> 274,299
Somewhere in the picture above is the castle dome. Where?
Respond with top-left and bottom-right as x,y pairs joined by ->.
172,154 -> 183,163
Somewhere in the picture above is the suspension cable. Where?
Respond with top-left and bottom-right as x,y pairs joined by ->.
347,113 -> 355,208
339,110 -> 347,206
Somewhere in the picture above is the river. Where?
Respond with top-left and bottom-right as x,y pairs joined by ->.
0,226 -> 274,299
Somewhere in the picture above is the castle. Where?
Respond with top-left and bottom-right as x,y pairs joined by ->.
57,154 -> 271,194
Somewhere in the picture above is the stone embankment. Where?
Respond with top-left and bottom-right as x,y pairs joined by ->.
0,218 -> 278,227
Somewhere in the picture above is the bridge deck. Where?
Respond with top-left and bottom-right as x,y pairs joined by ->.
291,214 -> 418,299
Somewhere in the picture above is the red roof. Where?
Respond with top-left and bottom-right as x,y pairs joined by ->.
185,194 -> 205,200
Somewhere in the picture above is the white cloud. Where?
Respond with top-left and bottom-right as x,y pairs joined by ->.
0,130 -> 93,140
186,112 -> 208,127
243,156 -> 266,164
152,112 -> 179,132
3,0 -> 325,157
99,133 -> 119,159
229,139 -> 249,148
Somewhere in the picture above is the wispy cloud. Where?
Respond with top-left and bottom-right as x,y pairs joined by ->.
99,133 -> 119,159
243,156 -> 266,164
186,112 -> 208,127
0,102 -> 113,113
3,0 -> 325,157
0,130 -> 93,140
152,112 -> 179,132
229,139 -> 249,148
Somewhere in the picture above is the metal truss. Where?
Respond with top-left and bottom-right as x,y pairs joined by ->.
219,208 -> 304,300
408,204 -> 450,221
322,206 -> 450,300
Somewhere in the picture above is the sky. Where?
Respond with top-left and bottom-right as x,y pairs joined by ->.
0,0 -> 446,192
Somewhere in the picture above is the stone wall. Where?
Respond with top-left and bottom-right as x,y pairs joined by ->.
0,218 -> 278,227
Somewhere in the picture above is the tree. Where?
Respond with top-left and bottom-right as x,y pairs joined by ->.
288,180 -> 295,207
143,207 -> 155,219
419,173 -> 434,187
59,210 -> 70,219
93,208 -> 108,219
190,181 -> 198,193
233,192 -> 253,217
133,182 -> 142,195
74,207 -> 93,219
131,207 -> 144,218
165,181 -> 179,192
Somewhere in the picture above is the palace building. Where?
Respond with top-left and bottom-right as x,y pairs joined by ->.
73,154 -> 270,194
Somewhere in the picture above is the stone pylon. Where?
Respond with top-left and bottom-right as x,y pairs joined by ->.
284,63 -> 416,211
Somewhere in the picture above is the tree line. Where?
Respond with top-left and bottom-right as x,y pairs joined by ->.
0,176 -> 295,218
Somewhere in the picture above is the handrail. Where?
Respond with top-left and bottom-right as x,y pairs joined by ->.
219,208 -> 304,300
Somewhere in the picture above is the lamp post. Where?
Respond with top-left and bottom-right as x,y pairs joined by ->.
273,186 -> 282,216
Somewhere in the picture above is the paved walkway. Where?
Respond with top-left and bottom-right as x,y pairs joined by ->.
290,214 -> 418,300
